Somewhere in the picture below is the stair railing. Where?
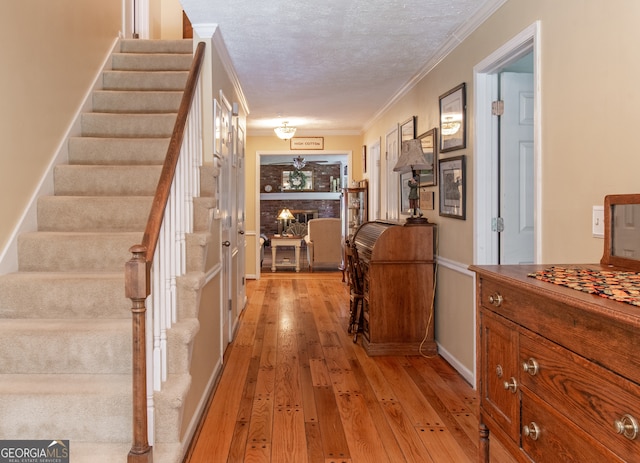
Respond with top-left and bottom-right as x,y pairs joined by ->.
125,41 -> 205,463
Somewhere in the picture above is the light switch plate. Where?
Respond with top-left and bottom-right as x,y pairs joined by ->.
592,206 -> 604,238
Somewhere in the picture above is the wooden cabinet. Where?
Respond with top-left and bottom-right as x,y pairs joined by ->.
353,221 -> 436,356
471,264 -> 640,463
341,183 -> 368,242
340,182 -> 367,278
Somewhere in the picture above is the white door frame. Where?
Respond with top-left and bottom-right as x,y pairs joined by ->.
122,0 -> 149,38
255,150 -> 350,278
368,139 -> 381,220
473,21 -> 542,265
385,125 -> 399,221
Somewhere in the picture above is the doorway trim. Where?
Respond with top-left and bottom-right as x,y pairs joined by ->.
255,150 -> 350,277
473,21 -> 541,265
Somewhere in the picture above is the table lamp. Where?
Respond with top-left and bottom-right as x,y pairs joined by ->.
393,139 -> 431,225
277,208 -> 295,234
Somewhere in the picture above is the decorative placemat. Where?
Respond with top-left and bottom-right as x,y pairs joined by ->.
528,266 -> 640,307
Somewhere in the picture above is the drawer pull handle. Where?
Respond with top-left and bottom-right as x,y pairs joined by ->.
615,414 -> 639,440
522,358 -> 539,376
488,293 -> 503,307
523,422 -> 540,441
503,377 -> 518,393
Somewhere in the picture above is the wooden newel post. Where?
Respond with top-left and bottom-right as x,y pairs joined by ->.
126,245 -> 153,463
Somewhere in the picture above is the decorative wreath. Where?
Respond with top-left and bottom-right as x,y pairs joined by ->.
288,170 -> 307,190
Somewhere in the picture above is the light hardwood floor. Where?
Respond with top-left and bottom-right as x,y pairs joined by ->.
184,271 -> 514,462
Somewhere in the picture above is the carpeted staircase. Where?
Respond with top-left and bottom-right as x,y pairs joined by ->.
0,39 -> 210,463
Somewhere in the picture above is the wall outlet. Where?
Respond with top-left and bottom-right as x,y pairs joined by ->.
592,206 -> 604,238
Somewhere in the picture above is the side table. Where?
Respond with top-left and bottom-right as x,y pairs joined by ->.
269,235 -> 303,272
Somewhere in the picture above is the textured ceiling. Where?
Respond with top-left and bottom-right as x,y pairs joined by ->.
181,0 -> 505,135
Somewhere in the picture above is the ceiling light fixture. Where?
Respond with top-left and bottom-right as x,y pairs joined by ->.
293,156 -> 306,170
274,121 -> 297,140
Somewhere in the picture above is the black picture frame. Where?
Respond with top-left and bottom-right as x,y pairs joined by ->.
400,116 -> 417,144
417,128 -> 437,186
439,155 -> 466,219
439,83 -> 466,153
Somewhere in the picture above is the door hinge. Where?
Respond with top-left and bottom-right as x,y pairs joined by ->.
492,217 -> 505,232
492,100 -> 504,116
228,300 -> 232,311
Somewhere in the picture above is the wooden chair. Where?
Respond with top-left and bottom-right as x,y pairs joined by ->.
345,241 -> 365,342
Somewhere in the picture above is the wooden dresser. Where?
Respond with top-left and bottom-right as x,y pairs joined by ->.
352,220 -> 436,356
470,264 -> 640,463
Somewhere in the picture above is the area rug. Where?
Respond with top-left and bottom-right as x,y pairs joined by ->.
528,266 -> 640,307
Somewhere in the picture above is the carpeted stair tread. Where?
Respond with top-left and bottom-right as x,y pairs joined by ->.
112,53 -> 193,72
93,90 -> 183,114
0,318 -> 131,374
38,196 -> 153,231
0,272 -> 128,319
18,231 -> 142,272
102,70 -> 189,91
120,39 -> 193,54
0,374 -> 131,442
54,165 -> 162,195
68,137 -> 169,165
81,112 -> 177,138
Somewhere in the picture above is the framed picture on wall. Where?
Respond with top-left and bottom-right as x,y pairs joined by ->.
439,155 -> 466,219
439,83 -> 466,153
282,170 -> 313,191
400,116 -> 417,144
417,128 -> 437,186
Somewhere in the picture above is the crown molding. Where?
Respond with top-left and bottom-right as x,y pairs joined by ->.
363,0 -> 508,132
192,22 -> 251,117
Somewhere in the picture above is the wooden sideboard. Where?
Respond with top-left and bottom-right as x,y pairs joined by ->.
352,221 -> 436,356
470,264 -> 640,463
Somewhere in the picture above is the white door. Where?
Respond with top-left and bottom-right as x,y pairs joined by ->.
385,127 -> 399,221
499,72 -> 534,264
369,140 -> 381,220
235,125 -> 247,320
219,94 -> 233,348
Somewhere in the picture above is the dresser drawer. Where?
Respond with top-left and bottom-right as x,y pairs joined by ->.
478,276 -> 640,386
520,331 -> 640,462
521,391 -> 622,462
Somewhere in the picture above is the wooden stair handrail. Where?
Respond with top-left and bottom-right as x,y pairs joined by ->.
142,41 -> 205,261
125,41 -> 206,463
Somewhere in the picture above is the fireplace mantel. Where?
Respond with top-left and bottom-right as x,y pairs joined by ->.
260,192 -> 341,201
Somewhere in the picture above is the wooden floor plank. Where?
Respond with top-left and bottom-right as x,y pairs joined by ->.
185,273 -> 495,463
304,422 -> 324,463
403,363 -> 477,460
226,420 -> 250,463
334,391 -> 391,463
416,426 -> 473,463
380,400 -> 435,463
313,385 -> 351,460
272,407 -> 308,463
374,357 -> 444,427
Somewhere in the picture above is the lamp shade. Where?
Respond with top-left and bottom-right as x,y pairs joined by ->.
393,139 -> 431,173
277,208 -> 295,221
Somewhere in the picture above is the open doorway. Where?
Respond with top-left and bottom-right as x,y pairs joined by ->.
255,151 -> 349,276
474,22 -> 541,266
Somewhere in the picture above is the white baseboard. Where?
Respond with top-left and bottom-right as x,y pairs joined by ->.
437,342 -> 475,389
